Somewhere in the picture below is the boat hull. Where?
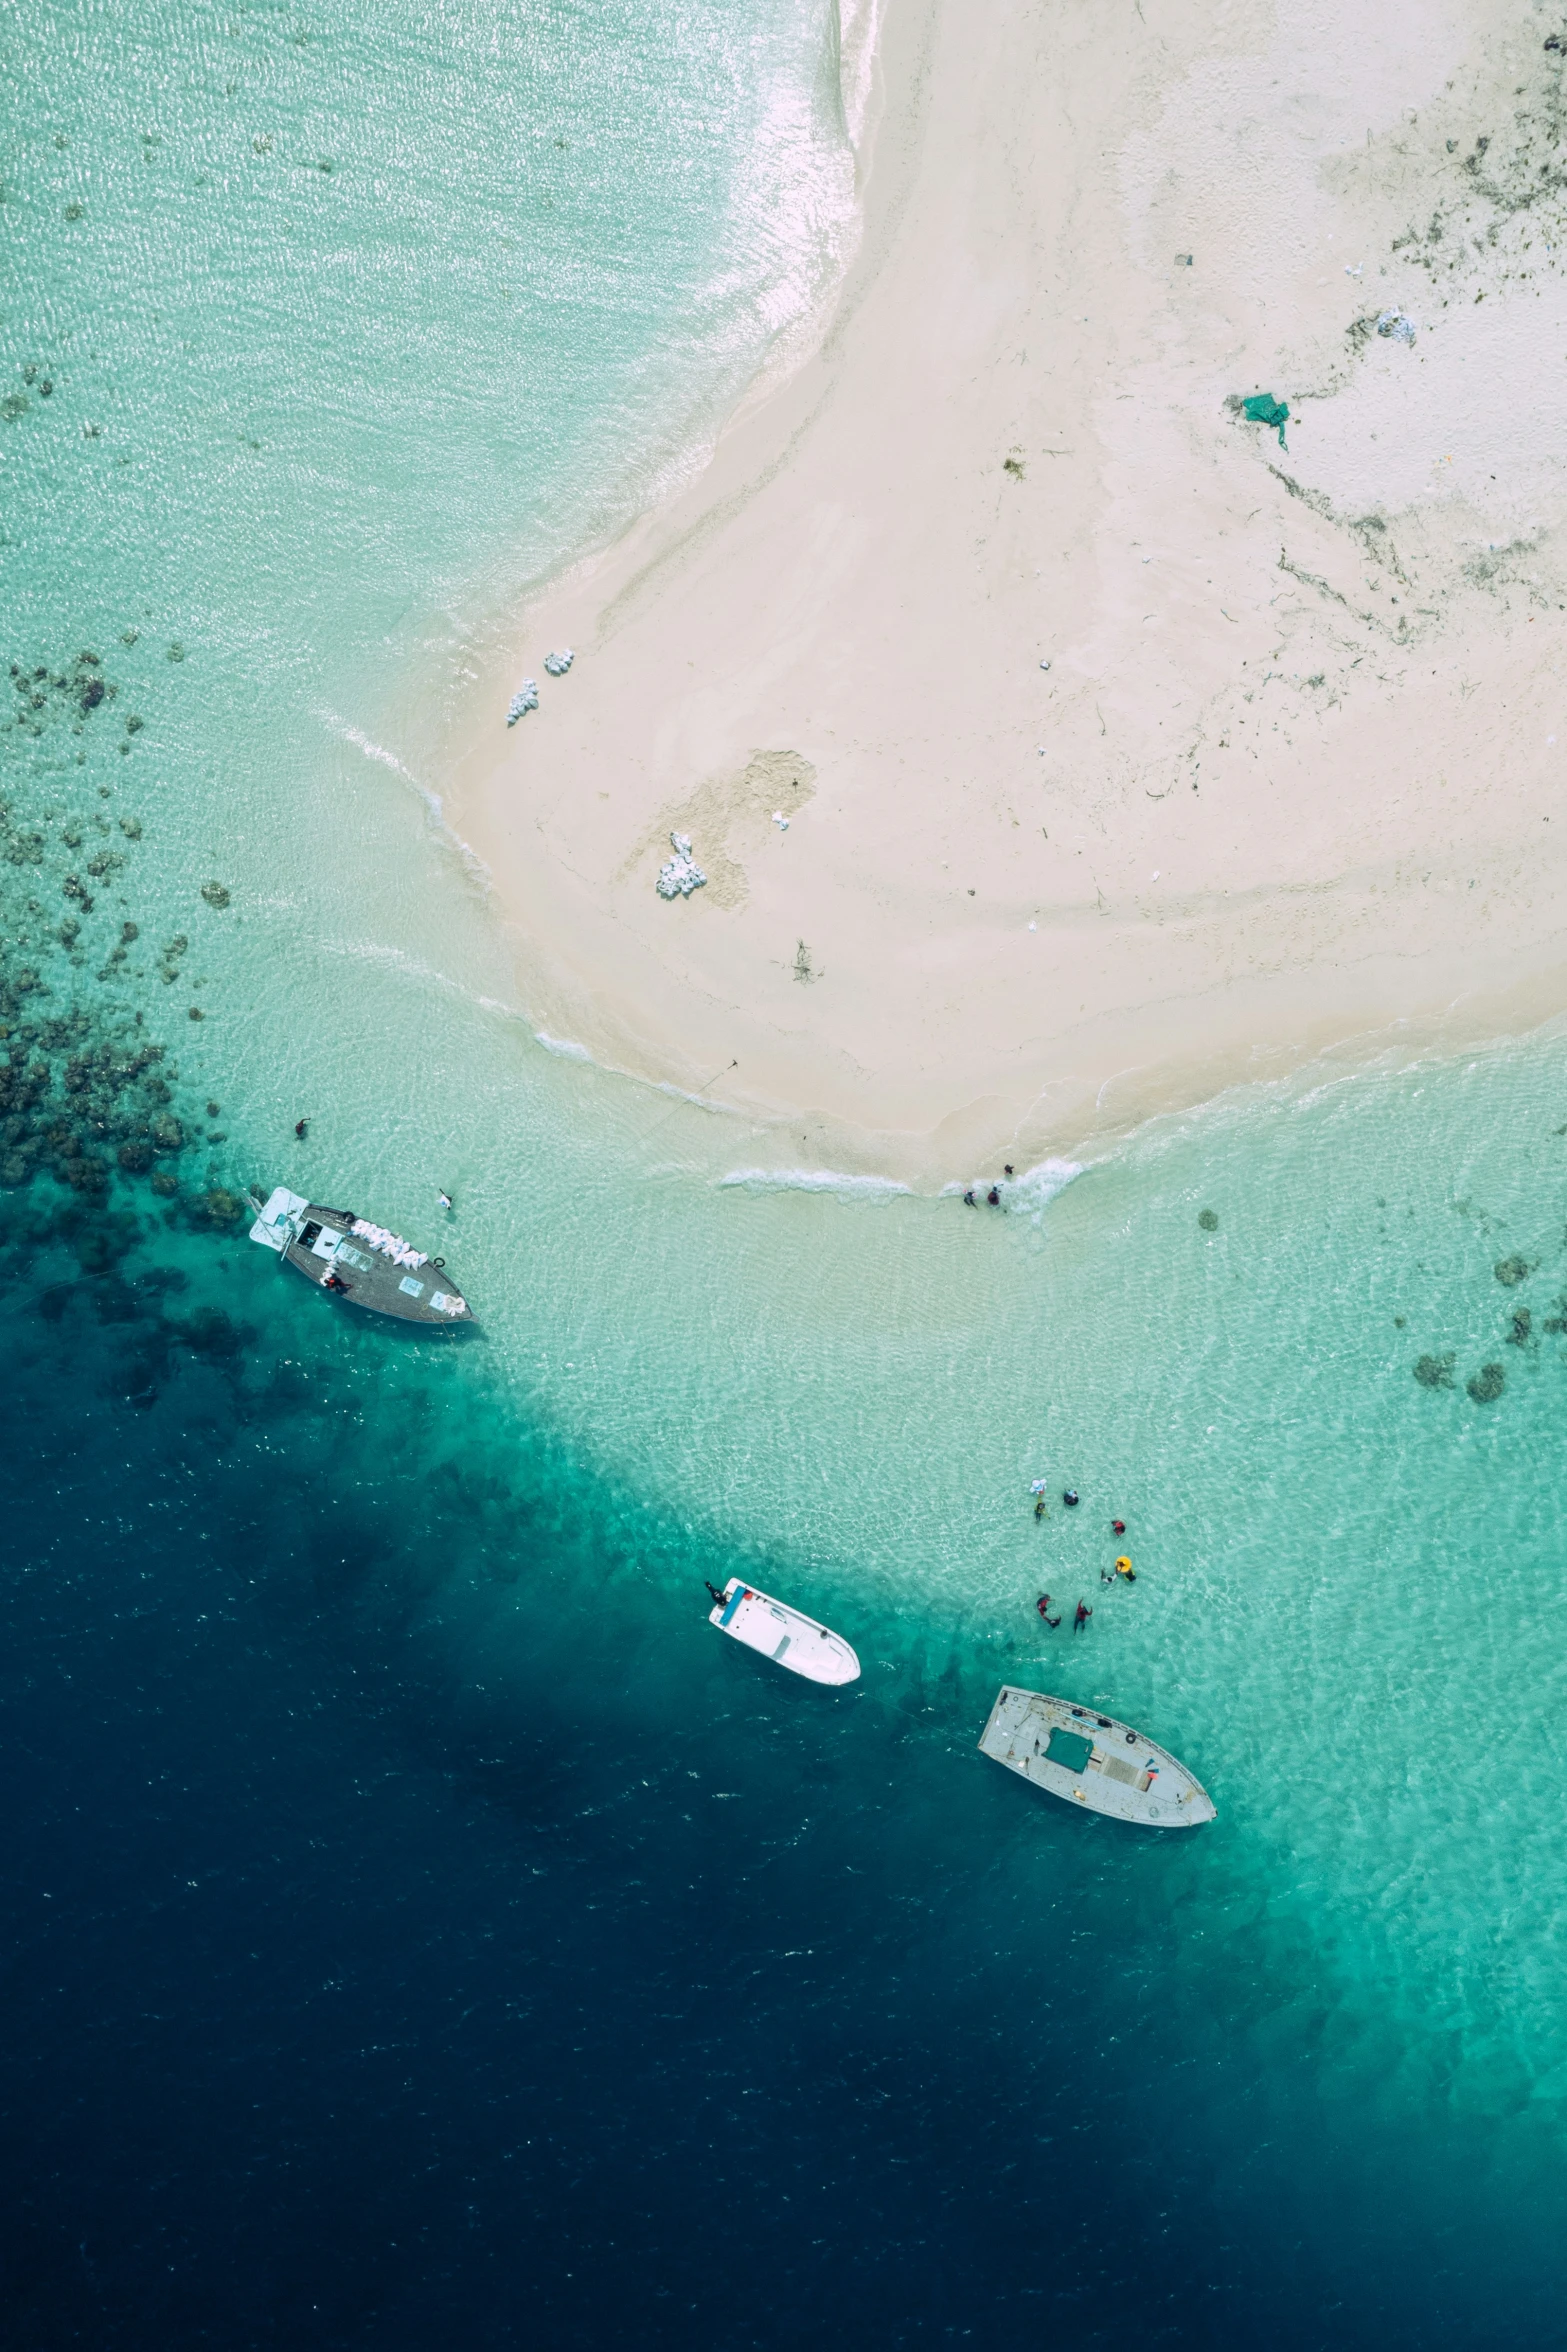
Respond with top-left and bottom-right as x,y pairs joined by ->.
978,1685 -> 1215,1827
708,1579 -> 860,1685
247,1189 -> 474,1327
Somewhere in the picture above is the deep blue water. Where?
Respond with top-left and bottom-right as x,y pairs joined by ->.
3,1188 -> 1564,2352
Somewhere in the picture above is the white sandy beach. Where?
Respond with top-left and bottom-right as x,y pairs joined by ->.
446,0 -> 1567,1183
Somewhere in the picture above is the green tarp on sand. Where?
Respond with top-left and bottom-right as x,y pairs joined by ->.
1242,392 -> 1289,449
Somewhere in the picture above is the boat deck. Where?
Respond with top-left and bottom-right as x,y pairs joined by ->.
709,1579 -> 860,1685
978,1685 -> 1215,1828
249,1191 -> 473,1326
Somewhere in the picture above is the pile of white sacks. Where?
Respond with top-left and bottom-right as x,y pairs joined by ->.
351,1218 -> 428,1272
506,650 -> 575,725
656,832 -> 707,899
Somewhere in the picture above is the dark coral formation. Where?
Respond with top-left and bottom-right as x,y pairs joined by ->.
1197,1208 -> 1219,1231
8,648 -> 120,738
0,634 -> 227,1223
1466,1363 -> 1506,1404
1493,1254 -> 1531,1286
0,638 -> 253,1414
1414,1353 -> 1456,1389
0,1017 -> 186,1194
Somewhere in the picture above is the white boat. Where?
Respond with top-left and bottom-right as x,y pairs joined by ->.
708,1579 -> 860,1685
978,1685 -> 1215,1828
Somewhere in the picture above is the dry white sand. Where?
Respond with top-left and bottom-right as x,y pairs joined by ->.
446,0 -> 1567,1183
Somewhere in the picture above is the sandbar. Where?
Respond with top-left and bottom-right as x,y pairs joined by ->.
446,0 -> 1567,1184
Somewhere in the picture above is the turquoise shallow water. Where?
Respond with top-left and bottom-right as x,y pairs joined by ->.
4,0 -> 855,967
3,3 -> 1567,2341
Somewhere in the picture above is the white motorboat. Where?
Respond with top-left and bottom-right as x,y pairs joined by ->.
978,1685 -> 1215,1828
707,1579 -> 860,1685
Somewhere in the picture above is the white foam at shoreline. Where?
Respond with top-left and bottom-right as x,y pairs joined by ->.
317,707 -> 421,786
939,1157 -> 1086,1214
838,0 -> 887,149
535,1031 -> 593,1063
1007,1156 -> 1085,1211
624,0 -> 867,500
721,1167 -> 913,1200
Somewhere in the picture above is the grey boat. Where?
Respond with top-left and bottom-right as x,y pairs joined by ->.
978,1684 -> 1215,1828
246,1186 -> 473,1327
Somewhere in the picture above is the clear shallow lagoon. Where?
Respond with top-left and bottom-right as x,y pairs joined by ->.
3,5 -> 1566,2345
